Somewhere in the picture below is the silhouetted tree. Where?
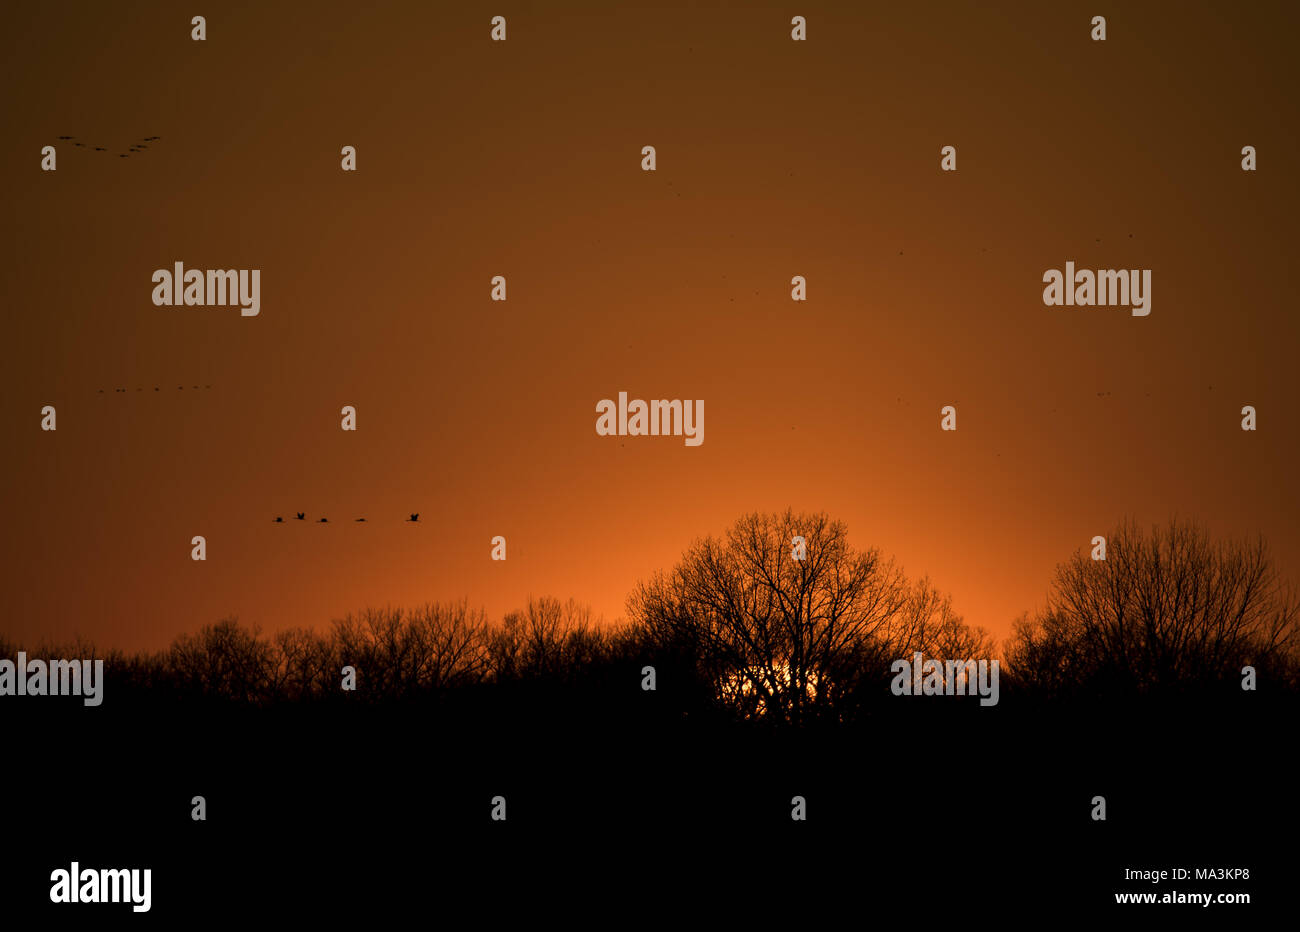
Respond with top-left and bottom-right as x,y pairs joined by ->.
169,619 -> 274,703
628,510 -> 991,724
270,626 -> 337,700
487,596 -> 610,681
330,602 -> 491,699
1005,518 -> 1300,699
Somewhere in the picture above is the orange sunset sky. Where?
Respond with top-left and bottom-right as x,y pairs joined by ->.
3,1 -> 1298,652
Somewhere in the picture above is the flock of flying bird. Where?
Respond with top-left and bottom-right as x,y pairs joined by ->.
273,513 -> 422,525
57,134 -> 161,158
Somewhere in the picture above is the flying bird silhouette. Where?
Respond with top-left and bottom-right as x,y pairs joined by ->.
57,136 -> 74,140
407,513 -> 420,523
319,518 -> 329,523
273,516 -> 284,523
94,147 -> 106,152
355,518 -> 367,522
295,513 -> 306,520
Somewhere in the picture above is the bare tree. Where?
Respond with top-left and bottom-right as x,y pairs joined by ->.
169,618 -> 274,702
1005,518 -> 1300,697
487,596 -> 606,681
628,510 -> 985,724
413,601 -> 492,688
329,602 -> 491,698
270,626 -> 335,700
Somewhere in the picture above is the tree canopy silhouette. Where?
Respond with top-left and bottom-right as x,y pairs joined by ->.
1005,517 -> 1300,699
627,509 -> 992,725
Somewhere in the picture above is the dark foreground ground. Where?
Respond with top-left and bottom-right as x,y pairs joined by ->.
3,683 -> 1292,924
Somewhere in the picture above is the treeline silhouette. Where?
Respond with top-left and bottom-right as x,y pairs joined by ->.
4,512 -> 1297,720
8,513 -> 1297,923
